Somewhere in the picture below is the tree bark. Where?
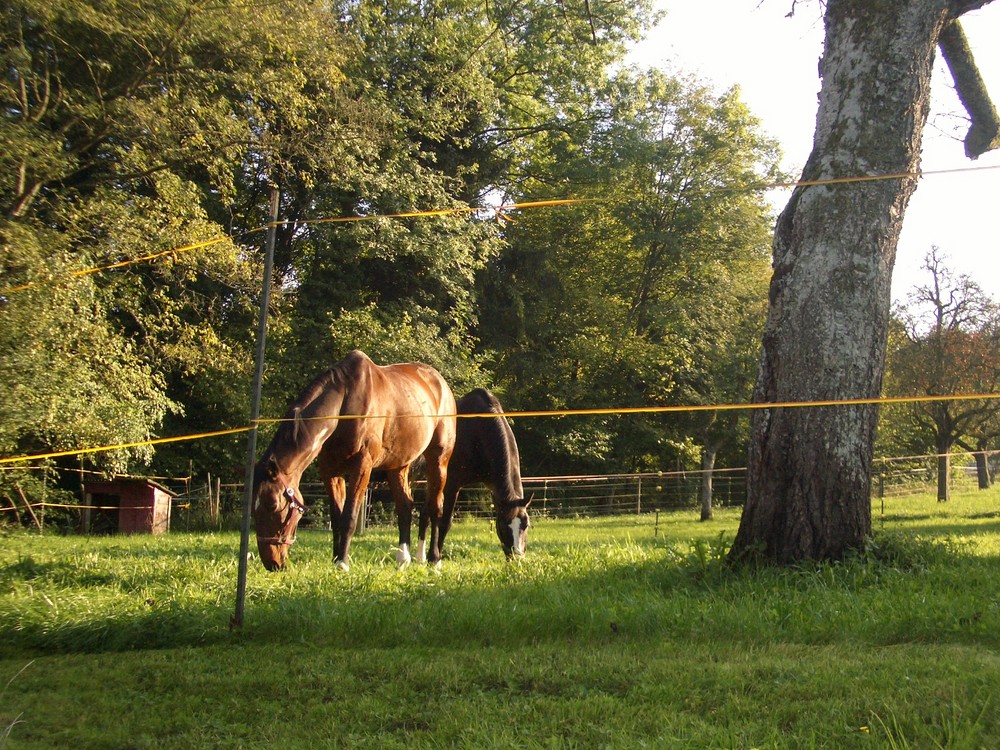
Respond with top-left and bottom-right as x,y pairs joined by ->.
973,450 -> 992,489
731,0 -> 958,564
936,436 -> 952,502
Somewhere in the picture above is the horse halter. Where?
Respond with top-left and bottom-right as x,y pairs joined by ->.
257,482 -> 306,547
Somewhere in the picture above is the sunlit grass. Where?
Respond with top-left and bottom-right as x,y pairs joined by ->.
2,486 -> 1000,748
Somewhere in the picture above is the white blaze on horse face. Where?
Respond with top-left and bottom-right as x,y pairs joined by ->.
509,517 -> 524,556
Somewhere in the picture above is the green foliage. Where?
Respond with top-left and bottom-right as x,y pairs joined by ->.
880,248 -> 1000,487
481,71 -> 781,474
3,0 -> 776,496
0,225 -> 174,470
1,0 -> 353,475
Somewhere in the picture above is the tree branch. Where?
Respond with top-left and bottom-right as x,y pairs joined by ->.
938,19 -> 1000,158
948,0 -> 996,15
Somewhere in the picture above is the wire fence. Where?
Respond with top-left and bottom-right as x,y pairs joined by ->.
156,462 -> 996,532
1,451 -> 996,533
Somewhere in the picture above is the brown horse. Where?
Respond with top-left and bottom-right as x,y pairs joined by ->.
252,349 -> 456,571
419,388 -> 530,562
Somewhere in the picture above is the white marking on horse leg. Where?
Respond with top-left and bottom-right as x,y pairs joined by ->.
396,543 -> 412,568
415,539 -> 427,564
335,559 -> 350,573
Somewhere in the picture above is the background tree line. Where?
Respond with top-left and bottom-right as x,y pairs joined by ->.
2,0 -> 996,509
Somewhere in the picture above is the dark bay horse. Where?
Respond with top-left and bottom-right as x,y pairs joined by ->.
252,349 -> 456,571
419,388 -> 530,562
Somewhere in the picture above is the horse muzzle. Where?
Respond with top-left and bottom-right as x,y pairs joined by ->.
256,535 -> 295,571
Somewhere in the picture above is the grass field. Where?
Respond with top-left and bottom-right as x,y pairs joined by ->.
2,489 -> 1000,749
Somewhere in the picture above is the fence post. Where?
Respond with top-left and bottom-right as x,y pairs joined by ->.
636,476 -> 642,515
234,184 -> 280,630
357,487 -> 369,535
214,476 -> 222,526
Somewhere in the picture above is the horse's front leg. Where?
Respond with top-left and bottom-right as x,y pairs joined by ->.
423,450 -> 449,567
437,478 -> 460,562
386,466 -> 414,568
335,458 -> 372,572
327,478 -> 346,563
416,504 -> 430,564
318,453 -> 347,564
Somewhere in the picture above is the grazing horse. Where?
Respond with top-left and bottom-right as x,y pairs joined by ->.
252,349 -> 456,571
419,388 -> 530,561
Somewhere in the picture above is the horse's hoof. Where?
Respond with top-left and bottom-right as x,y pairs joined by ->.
335,560 -> 350,572
432,559 -> 442,573
395,544 -> 412,569
414,541 -> 427,564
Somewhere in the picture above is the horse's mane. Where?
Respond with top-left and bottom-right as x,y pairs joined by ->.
459,389 -> 523,491
269,361 -> 352,455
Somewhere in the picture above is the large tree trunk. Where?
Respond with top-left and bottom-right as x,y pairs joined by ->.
974,450 -> 992,489
730,0 -> 956,564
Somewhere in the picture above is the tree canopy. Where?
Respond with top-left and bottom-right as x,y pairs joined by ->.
882,247 -> 1000,498
3,0 -> 782,502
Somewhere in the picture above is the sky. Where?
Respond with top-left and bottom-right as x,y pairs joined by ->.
628,0 -> 1000,305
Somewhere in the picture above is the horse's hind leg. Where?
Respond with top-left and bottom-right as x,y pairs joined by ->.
386,466 -> 414,568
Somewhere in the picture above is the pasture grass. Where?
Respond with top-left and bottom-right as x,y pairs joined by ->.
1,488 -> 1000,748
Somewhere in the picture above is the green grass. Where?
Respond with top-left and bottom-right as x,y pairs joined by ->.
2,489 -> 1000,748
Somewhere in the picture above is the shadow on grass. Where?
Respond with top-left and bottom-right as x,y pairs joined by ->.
4,524 -> 1000,658
879,519 -> 1000,538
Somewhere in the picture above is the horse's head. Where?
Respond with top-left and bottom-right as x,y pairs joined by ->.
252,456 -> 306,571
496,497 -> 531,559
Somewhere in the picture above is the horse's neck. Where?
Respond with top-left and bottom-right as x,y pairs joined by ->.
490,458 -> 524,505
493,477 -> 524,506
489,424 -> 524,504
273,387 -> 345,476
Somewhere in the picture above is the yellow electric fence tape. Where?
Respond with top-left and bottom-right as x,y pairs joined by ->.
4,164 -> 999,296
0,237 -> 233,295
2,393 -> 998,465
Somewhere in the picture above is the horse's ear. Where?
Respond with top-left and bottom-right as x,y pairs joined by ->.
266,456 -> 281,480
520,494 -> 534,509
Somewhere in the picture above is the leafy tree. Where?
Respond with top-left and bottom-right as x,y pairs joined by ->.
1,0 -> 352,479
264,0 -> 657,407
884,247 -> 1000,499
480,70 -> 779,478
2,0 -> 662,491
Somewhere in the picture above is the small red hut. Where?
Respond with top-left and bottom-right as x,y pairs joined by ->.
82,477 -> 174,535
